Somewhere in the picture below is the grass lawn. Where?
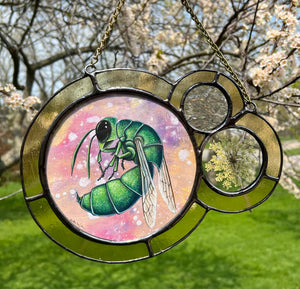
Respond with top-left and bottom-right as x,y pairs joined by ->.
0,181 -> 299,289
285,147 -> 300,156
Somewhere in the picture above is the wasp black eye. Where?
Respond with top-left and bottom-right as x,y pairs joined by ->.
96,120 -> 112,143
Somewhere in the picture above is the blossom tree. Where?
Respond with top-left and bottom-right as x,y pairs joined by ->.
0,0 -> 299,197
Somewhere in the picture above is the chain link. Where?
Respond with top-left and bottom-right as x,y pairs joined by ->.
88,0 -> 126,69
181,0 -> 251,103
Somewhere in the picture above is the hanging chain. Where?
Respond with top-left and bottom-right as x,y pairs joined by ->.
0,189 -> 22,201
87,0 -> 251,103
87,0 -> 126,70
181,0 -> 252,103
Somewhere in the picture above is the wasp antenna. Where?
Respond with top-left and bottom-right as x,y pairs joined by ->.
87,134 -> 97,179
71,129 -> 95,175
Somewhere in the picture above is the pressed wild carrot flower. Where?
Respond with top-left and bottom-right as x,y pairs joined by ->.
204,129 -> 262,191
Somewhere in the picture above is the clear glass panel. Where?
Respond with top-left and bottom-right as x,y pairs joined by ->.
202,128 -> 263,193
184,85 -> 228,131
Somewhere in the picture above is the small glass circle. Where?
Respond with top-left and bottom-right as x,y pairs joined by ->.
202,128 -> 263,193
183,85 -> 229,131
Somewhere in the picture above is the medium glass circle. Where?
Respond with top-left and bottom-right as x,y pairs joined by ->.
202,128 -> 263,194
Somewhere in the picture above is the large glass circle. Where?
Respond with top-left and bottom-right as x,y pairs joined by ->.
183,85 -> 229,132
42,92 -> 197,243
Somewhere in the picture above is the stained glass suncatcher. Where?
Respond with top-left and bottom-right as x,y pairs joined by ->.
21,69 -> 282,262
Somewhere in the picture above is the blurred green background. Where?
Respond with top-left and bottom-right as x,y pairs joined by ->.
1,181 -> 299,289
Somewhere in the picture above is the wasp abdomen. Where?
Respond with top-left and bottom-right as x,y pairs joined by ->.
77,165 -> 154,216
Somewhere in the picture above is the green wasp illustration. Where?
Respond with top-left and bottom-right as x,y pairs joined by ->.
71,117 -> 176,228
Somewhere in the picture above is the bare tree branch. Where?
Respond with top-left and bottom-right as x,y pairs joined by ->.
160,52 -> 211,76
257,98 -> 300,107
253,75 -> 300,100
215,0 -> 250,46
0,31 -> 24,90
0,0 -> 299,179
242,0 -> 260,71
31,45 -> 121,70
19,0 -> 40,46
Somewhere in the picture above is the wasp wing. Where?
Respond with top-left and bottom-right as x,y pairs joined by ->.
134,138 -> 157,228
158,156 -> 176,213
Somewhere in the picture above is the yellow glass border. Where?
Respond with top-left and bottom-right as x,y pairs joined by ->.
96,68 -> 172,99
236,113 -> 282,178
197,177 -> 277,213
28,198 -> 150,263
171,70 -> 217,108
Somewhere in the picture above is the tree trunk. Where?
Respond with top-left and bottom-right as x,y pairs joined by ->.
0,112 -> 24,177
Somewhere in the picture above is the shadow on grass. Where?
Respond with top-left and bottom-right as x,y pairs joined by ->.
250,208 -> 300,239
0,191 -> 28,221
0,190 -> 241,289
1,230 -> 242,289
4,184 -> 300,289
118,243 -> 241,289
249,189 -> 300,239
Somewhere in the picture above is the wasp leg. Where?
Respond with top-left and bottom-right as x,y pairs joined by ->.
97,141 -> 122,179
106,153 -> 120,180
97,150 -> 105,179
106,141 -> 122,177
106,150 -> 133,179
121,159 -> 125,170
108,158 -> 120,180
98,166 -> 109,180
97,157 -> 118,181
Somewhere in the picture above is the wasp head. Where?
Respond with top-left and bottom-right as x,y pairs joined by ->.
96,117 -> 117,149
